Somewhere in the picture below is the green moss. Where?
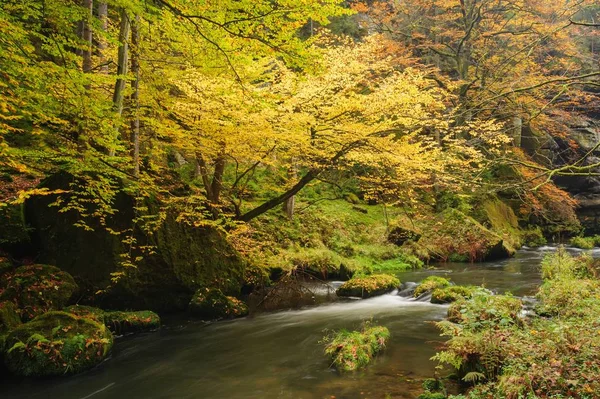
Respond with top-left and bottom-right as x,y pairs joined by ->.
482,198 -> 521,249
336,274 -> 400,298
189,288 -> 248,319
421,377 -> 443,392
431,285 -> 478,304
414,276 -> 450,297
63,305 -> 105,322
0,301 -> 21,334
323,323 -> 390,371
418,209 -> 514,263
103,311 -> 160,335
3,311 -> 113,377
417,393 -> 445,399
64,306 -> 160,335
0,265 -> 78,321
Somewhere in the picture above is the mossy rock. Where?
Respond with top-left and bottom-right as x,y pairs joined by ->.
3,311 -> 113,377
0,265 -> 78,321
64,305 -> 105,322
103,311 -> 160,335
324,324 -> 389,371
25,172 -> 246,312
189,288 -> 248,319
414,276 -> 450,297
0,301 -> 21,334
336,274 -> 400,298
431,285 -> 477,304
64,306 -> 160,335
388,225 -> 421,246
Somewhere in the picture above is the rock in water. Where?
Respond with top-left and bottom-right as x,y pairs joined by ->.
3,311 -> 113,377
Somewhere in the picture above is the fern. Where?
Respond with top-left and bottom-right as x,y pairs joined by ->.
462,371 -> 487,383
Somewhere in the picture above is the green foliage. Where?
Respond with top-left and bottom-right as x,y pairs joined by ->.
521,227 -> 547,247
188,288 -> 248,319
434,247 -> 600,397
3,311 -> 112,377
570,235 -> 600,249
0,265 -> 78,321
323,322 -> 390,371
446,292 -> 523,330
414,276 -> 451,297
336,274 -> 400,298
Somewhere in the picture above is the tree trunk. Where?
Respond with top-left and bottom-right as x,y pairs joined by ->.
110,9 -> 130,156
97,2 -> 108,74
130,14 -> 141,177
512,115 -> 523,148
239,169 -> 319,222
82,0 -> 93,73
211,154 -> 226,204
283,162 -> 297,220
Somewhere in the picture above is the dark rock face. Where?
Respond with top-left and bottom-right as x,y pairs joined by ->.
521,104 -> 600,233
24,173 -> 246,313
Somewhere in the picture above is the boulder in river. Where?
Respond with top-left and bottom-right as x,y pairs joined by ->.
3,311 -> 113,377
413,276 -> 450,298
430,285 -> 478,304
336,274 -> 400,298
64,305 -> 160,335
188,288 -> 248,319
323,323 -> 390,371
0,264 -> 78,321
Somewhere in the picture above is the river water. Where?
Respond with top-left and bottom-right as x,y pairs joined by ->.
2,246 -> 583,399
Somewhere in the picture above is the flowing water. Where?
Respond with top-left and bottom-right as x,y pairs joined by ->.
2,246 -> 585,399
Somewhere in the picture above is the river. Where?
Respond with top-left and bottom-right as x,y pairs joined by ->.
2,246 -> 586,399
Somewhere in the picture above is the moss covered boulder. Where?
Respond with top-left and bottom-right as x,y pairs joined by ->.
189,288 -> 248,319
63,305 -> 105,322
3,311 -> 113,377
336,274 -> 400,298
419,209 -> 515,262
430,285 -> 478,304
103,311 -> 160,335
0,265 -> 77,321
0,301 -> 21,334
413,276 -> 450,297
323,324 -> 390,371
64,305 -> 160,335
25,172 -> 246,312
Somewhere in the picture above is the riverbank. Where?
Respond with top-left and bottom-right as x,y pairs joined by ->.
1,247 -> 553,399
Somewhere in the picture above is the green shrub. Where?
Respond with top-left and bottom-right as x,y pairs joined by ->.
447,292 -> 523,330
0,265 -> 78,321
536,278 -> 600,318
414,276 -> 451,297
3,311 -> 113,377
323,323 -> 390,371
521,227 -> 547,247
336,274 -> 400,298
431,285 -> 478,304
189,288 -> 248,319
570,236 -> 599,249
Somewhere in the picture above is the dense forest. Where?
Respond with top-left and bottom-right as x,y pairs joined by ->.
0,1 -> 599,398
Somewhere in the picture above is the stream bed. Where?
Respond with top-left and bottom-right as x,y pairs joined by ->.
3,246 -> 584,399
